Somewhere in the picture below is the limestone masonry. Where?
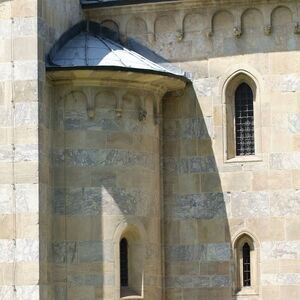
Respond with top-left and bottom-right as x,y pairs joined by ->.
0,0 -> 300,299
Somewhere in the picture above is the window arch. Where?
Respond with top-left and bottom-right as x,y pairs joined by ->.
233,233 -> 259,295
223,70 -> 262,162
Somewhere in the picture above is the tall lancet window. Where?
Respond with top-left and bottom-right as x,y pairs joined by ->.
242,243 -> 251,286
235,83 -> 255,156
120,238 -> 128,287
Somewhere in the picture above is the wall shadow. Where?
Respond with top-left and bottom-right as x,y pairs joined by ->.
162,83 -> 234,300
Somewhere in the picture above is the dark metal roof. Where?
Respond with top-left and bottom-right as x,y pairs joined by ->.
46,21 -> 190,81
81,0 -> 177,9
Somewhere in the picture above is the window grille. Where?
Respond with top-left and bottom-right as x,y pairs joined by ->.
243,242 -> 251,286
120,238 -> 128,287
235,83 -> 255,156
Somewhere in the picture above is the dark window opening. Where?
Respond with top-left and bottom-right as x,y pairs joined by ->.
243,242 -> 251,286
235,83 -> 255,156
120,238 -> 128,287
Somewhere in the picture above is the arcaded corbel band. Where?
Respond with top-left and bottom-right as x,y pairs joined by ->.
115,90 -> 124,119
294,22 -> 300,34
153,94 -> 161,125
147,15 -> 156,44
85,87 -> 95,119
176,11 -> 185,42
233,10 -> 243,38
263,24 -> 272,35
138,94 -> 147,122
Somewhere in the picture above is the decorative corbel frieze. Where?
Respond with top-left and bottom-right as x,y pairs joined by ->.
138,95 -> 147,122
176,30 -> 184,42
233,26 -> 242,38
148,32 -> 155,44
294,22 -> 300,34
264,25 -> 272,35
85,88 -> 95,119
115,92 -> 123,119
206,29 -> 213,38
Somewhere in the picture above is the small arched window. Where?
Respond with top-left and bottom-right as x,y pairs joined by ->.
223,71 -> 262,162
233,233 -> 259,296
120,238 -> 128,287
235,83 -> 255,156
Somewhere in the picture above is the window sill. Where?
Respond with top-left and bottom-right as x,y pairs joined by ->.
120,287 -> 143,300
225,155 -> 262,164
235,287 -> 258,296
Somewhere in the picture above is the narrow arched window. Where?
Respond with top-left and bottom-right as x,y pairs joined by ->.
235,83 -> 255,156
242,243 -> 251,286
120,238 -> 128,287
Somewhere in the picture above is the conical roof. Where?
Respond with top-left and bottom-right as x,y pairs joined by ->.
50,31 -> 172,73
46,21 -> 188,79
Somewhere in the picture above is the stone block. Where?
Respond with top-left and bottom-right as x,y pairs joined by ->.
270,190 -> 300,217
166,275 -> 210,288
15,239 -> 39,262
68,273 -> 114,286
211,275 -> 230,287
172,193 -> 226,220
15,262 -> 39,285
0,239 -> 14,263
188,156 -> 218,174
14,162 -> 38,184
207,243 -> 230,262
16,213 -> 39,239
13,17 -> 37,37
15,102 -> 38,127
14,61 -> 38,81
165,244 -> 207,262
15,183 -> 38,213
288,113 -> 300,133
78,241 -> 102,263
285,217 -> 300,240
0,184 -> 12,213
262,273 -> 300,285
231,191 -> 269,218
261,240 -> 300,260
15,144 -> 38,162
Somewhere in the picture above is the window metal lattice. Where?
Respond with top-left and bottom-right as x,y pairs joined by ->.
235,83 -> 255,156
120,238 -> 128,287
242,242 -> 251,287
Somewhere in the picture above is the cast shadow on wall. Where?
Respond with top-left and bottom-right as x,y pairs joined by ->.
162,84 -> 235,300
51,88 -> 163,299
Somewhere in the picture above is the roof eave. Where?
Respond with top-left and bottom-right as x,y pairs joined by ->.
80,0 -> 178,9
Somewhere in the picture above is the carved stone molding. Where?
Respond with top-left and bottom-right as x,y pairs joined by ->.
263,25 -> 272,35
294,22 -> 300,34
233,26 -> 242,38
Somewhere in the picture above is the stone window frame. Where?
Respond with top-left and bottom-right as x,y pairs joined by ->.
221,68 -> 263,163
113,221 -> 145,300
232,231 -> 260,297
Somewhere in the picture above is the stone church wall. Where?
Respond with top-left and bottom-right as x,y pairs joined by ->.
0,0 -> 40,299
86,1 -> 300,299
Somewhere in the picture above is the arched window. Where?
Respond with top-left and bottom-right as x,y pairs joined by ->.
233,233 -> 259,296
117,227 -> 144,298
223,71 -> 262,162
120,238 -> 128,287
235,83 -> 255,156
